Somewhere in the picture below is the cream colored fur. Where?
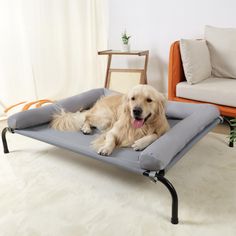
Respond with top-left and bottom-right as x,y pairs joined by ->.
51,85 -> 169,155
50,109 -> 86,132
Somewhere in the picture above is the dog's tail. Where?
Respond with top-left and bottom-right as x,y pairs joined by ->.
50,109 -> 86,131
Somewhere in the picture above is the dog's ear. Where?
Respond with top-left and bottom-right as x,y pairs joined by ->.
121,94 -> 130,113
157,93 -> 167,116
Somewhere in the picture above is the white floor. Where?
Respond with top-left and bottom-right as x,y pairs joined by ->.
0,121 -> 236,236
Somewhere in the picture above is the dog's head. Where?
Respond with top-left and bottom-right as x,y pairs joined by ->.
123,84 -> 166,128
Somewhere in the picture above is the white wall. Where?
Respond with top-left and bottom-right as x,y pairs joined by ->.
108,0 -> 236,93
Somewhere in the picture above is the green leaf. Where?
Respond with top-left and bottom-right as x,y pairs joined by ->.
121,30 -> 131,43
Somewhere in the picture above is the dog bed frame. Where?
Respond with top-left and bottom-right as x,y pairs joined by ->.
2,88 -> 222,224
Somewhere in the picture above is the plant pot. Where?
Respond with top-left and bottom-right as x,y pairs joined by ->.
122,44 -> 130,52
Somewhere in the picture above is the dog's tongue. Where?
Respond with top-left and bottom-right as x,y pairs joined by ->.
132,119 -> 144,128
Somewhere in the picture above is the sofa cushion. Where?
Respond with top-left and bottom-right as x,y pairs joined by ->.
205,25 -> 236,79
176,77 -> 236,107
179,39 -> 211,84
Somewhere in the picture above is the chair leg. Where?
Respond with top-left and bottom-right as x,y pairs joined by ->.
224,117 -> 234,147
1,127 -> 11,154
144,170 -> 179,224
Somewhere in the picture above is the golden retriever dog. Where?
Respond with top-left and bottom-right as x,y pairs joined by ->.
51,84 -> 169,156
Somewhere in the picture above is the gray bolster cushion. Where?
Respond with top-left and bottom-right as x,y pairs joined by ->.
8,88 -> 106,130
139,102 -> 220,171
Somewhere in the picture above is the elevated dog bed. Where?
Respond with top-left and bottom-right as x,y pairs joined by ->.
2,88 -> 221,224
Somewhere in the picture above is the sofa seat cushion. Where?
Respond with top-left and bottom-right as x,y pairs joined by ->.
176,77 -> 236,107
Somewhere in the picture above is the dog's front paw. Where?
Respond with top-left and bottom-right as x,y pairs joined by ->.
132,139 -> 147,151
97,146 -> 113,156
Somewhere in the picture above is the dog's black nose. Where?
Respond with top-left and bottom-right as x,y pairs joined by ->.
133,107 -> 142,117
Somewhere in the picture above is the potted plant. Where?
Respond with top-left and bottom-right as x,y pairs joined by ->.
122,30 -> 131,52
229,118 -> 236,144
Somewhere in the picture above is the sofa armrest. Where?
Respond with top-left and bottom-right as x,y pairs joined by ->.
139,102 -> 220,171
168,41 -> 186,100
8,88 -> 105,130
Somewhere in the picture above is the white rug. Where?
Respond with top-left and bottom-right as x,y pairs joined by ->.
0,123 -> 236,236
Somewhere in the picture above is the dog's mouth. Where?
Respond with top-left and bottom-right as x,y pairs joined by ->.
132,113 -> 151,128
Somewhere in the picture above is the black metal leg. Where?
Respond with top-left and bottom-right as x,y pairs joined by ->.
2,127 -> 10,153
143,170 -> 179,224
224,117 -> 234,148
156,174 -> 179,224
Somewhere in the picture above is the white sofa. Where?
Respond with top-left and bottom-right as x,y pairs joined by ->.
168,25 -> 236,118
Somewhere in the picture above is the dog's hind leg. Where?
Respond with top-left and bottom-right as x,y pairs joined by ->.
81,120 -> 92,134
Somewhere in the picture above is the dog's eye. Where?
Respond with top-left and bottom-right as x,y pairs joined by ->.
146,98 -> 152,103
131,97 -> 135,101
